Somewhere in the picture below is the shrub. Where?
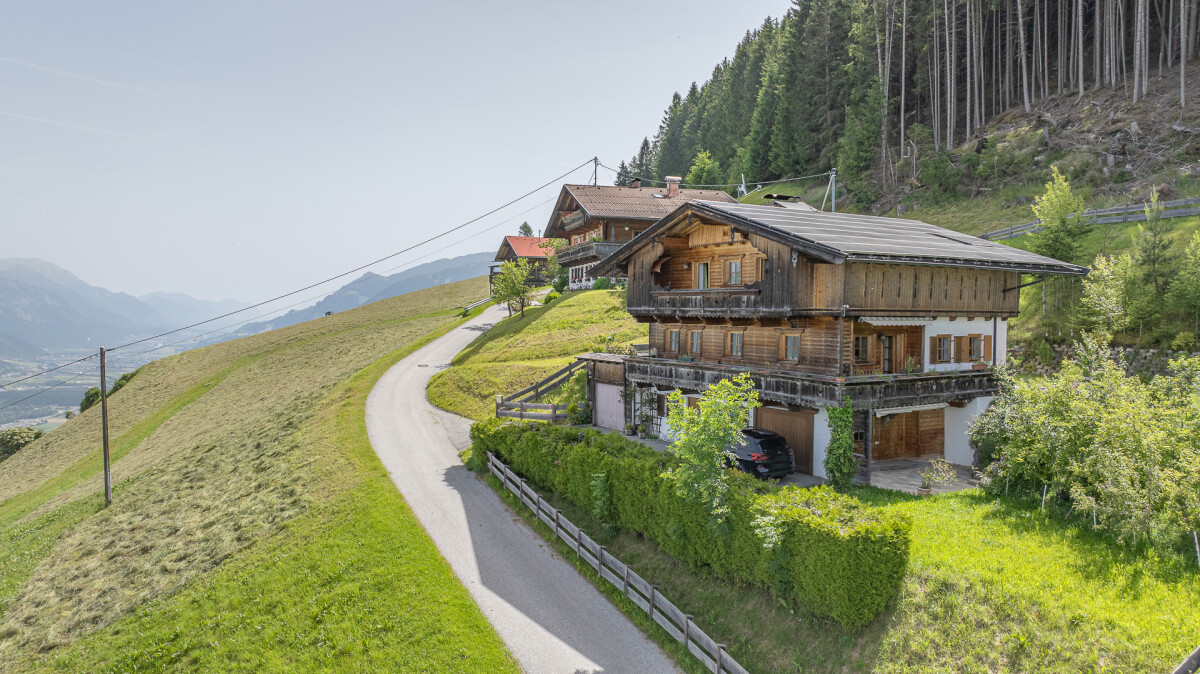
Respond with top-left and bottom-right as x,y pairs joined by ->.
823,397 -> 857,490
470,419 -> 911,628
0,426 -> 44,462
1171,331 -> 1196,351
592,277 -> 612,290
80,387 -> 101,413
544,291 -> 559,304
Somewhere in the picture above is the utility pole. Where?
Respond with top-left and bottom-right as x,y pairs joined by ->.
830,168 -> 838,213
592,157 -> 599,186
99,347 -> 112,506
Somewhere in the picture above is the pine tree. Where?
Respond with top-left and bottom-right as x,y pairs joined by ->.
517,222 -> 533,237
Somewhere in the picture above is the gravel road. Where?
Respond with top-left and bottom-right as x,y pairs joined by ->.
364,305 -> 679,673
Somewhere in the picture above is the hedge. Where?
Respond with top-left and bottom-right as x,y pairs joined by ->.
469,419 -> 911,629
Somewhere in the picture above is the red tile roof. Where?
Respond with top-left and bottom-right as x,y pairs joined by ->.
497,236 -> 551,260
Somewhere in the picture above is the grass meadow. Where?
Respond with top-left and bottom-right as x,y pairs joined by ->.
427,289 -> 646,420
0,276 -> 516,672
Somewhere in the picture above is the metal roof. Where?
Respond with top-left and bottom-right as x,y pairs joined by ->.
691,201 -> 1088,275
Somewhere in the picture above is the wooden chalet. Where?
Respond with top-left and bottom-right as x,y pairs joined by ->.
589,200 -> 1086,478
543,178 -> 737,289
490,235 -> 552,288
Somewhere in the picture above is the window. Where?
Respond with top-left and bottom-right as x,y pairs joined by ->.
697,262 -> 709,289
934,335 -> 952,363
783,335 -> 800,361
690,331 -> 703,354
727,260 -> 741,285
668,330 -> 679,352
967,335 -> 982,361
728,332 -> 743,357
853,336 -> 870,363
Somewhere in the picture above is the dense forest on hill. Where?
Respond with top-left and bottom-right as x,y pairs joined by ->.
620,0 -> 1198,203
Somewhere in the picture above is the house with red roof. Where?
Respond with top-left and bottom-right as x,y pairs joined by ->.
490,236 -> 552,288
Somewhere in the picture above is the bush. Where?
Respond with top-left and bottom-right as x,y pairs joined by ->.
1171,331 -> 1196,351
80,387 -> 101,413
592,277 -> 612,290
470,419 -> 911,628
0,426 -> 44,462
544,291 -> 560,304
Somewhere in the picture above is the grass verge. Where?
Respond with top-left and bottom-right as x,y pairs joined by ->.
0,278 -> 517,671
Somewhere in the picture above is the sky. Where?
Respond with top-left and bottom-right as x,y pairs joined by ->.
1,1 -> 791,303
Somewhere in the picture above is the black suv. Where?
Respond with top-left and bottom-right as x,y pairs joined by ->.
727,427 -> 795,479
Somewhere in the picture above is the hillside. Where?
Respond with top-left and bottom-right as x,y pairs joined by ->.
0,276 -> 516,671
427,289 -> 645,420
231,252 -> 493,337
435,286 -> 1198,672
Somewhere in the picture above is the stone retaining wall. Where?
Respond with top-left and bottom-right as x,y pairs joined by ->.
1010,344 -> 1200,377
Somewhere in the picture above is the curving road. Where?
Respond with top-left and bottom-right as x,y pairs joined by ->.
365,305 -> 679,674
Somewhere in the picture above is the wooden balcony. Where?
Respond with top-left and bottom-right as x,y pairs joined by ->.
624,356 -> 998,409
559,240 -> 624,266
629,286 -> 789,320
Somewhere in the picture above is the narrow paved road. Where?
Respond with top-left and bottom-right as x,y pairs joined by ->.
365,305 -> 679,674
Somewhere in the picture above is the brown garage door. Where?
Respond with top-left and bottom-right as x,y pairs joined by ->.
754,407 -> 814,474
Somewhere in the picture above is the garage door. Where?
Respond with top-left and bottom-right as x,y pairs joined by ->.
755,407 -> 814,474
594,383 -> 625,430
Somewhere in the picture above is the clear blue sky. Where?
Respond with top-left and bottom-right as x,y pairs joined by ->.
2,1 -> 791,302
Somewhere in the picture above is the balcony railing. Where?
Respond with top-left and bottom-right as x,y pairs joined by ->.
558,240 -> 624,265
624,356 -> 998,409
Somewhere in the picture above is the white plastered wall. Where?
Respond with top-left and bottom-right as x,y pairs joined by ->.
921,317 -> 1006,372
943,396 -> 993,466
812,407 -> 831,479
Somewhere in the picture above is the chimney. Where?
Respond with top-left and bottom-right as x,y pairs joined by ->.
665,176 -> 681,197
630,177 -> 642,188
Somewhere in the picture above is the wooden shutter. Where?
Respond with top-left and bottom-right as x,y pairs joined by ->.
953,336 -> 967,363
929,336 -> 938,363
982,335 -> 993,363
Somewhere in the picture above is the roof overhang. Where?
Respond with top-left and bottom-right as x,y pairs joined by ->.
591,201 -> 849,277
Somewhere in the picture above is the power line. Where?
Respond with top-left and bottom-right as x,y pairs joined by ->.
0,367 -> 94,412
0,353 -> 99,391
598,161 -> 830,189
96,158 -> 592,353
109,195 -> 564,365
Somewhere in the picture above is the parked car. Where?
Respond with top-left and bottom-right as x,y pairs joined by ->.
726,427 -> 795,479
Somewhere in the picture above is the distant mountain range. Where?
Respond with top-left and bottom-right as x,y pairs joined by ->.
229,252 -> 493,337
0,258 -> 243,358
0,253 -> 494,358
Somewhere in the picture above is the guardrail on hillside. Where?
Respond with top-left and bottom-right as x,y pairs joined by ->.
460,297 -> 492,317
980,197 -> 1200,241
494,360 -> 586,423
486,451 -> 750,674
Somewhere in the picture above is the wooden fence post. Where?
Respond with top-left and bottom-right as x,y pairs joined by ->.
622,565 -> 630,595
683,614 -> 692,648
495,394 -> 502,417
552,508 -> 560,539
550,403 -> 556,423
717,644 -> 726,673
648,586 -> 657,618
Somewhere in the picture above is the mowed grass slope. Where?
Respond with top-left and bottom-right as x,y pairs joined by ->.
427,289 -> 646,420
0,276 -> 517,672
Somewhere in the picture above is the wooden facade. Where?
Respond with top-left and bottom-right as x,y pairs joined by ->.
625,211 -> 1022,320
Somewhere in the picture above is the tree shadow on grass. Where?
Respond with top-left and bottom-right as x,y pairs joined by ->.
965,490 -> 1200,589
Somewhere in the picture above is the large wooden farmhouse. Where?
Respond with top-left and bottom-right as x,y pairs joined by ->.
589,200 -> 1086,479
543,178 -> 736,289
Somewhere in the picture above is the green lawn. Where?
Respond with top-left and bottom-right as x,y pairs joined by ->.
0,277 -> 516,671
428,289 -> 646,420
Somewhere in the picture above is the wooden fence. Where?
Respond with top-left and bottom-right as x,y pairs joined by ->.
980,197 -> 1200,241
495,360 -> 586,422
486,451 -> 750,674
1175,642 -> 1200,674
